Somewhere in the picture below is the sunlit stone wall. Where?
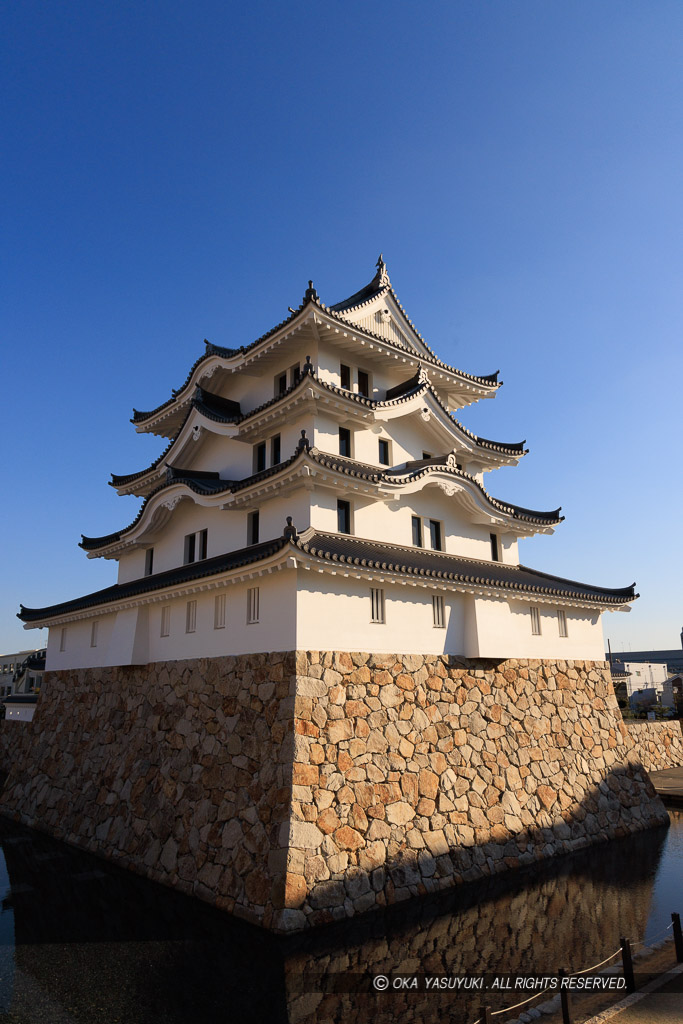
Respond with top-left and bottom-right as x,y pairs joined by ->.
0,653 -> 669,933
281,653 -> 668,931
626,720 -> 683,770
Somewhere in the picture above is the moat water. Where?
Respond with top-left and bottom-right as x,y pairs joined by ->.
0,811 -> 680,1024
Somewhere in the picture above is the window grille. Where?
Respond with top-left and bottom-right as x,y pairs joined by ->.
90,621 -> 99,648
432,595 -> 445,628
185,600 -> 197,634
530,606 -> 541,635
370,588 -> 385,624
247,587 -> 260,624
557,609 -> 568,637
160,606 -> 171,637
214,594 -> 226,630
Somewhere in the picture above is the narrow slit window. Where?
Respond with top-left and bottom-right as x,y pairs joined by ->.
337,499 -> 351,534
412,515 -> 423,547
90,621 -> 99,648
490,533 -> 500,562
370,588 -> 385,624
185,600 -> 197,634
276,372 -> 287,396
254,442 -> 266,473
184,532 -> 196,565
557,609 -> 568,637
357,370 -> 370,397
339,427 -> 351,458
144,548 -> 154,576
340,363 -> 351,390
248,510 -> 260,545
530,606 -> 541,635
432,595 -> 445,628
214,594 -> 226,630
160,606 -> 171,637
247,587 -> 260,624
290,363 -> 300,387
378,439 -> 390,465
59,627 -> 67,652
429,519 -> 442,551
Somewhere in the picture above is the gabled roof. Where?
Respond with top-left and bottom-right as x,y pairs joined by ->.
88,443 -> 560,555
130,264 -> 500,431
18,529 -> 637,625
113,365 -> 524,495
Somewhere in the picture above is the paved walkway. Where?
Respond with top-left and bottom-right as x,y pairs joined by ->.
584,963 -> 683,1022
648,766 -> 683,804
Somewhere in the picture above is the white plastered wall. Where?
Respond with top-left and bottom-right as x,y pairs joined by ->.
464,596 -> 606,661
46,570 -> 298,670
295,570 -> 466,655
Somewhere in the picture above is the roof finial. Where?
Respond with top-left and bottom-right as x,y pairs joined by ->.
375,253 -> 390,288
296,429 -> 311,454
283,516 -> 298,541
304,280 -> 318,302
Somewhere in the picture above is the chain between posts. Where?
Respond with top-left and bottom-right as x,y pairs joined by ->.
469,909 -> 681,1024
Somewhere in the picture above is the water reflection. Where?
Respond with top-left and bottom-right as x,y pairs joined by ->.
0,813 -> 680,1023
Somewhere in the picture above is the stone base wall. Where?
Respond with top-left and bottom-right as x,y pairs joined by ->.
282,653 -> 668,931
625,720 -> 683,771
0,652 -> 668,933
0,655 -> 296,928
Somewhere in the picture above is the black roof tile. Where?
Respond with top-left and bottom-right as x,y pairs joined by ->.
19,530 -> 636,623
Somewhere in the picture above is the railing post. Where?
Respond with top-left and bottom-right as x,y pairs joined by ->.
559,967 -> 572,1024
673,912 -> 683,963
621,937 -> 635,993
479,1007 -> 493,1024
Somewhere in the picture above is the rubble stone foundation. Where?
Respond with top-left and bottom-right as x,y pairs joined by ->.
0,652 -> 668,932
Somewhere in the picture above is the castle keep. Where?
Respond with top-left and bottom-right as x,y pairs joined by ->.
10,258 -> 666,930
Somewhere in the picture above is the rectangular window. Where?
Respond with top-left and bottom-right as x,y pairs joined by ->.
357,370 -> 370,397
339,427 -> 351,458
530,606 -> 541,635
340,363 -> 351,390
557,609 -> 568,637
412,515 -> 423,547
378,439 -> 390,465
90,621 -> 99,648
370,588 -> 385,624
271,434 -> 281,466
276,372 -> 287,396
254,442 -> 266,473
59,627 -> 67,652
490,533 -> 500,562
428,519 -> 442,551
248,510 -> 260,545
247,587 -> 260,624
337,499 -> 351,534
185,600 -> 197,634
144,548 -> 154,576
290,363 -> 300,387
214,594 -> 226,630
184,532 -> 196,565
160,606 -> 171,637
198,529 -> 207,560
432,595 -> 445,628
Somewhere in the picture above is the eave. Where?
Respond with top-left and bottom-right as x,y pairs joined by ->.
19,528 -> 637,629
113,367 -> 524,497
130,272 -> 501,436
87,446 -> 562,560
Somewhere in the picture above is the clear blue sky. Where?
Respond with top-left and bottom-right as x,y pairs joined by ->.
2,1 -> 682,655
